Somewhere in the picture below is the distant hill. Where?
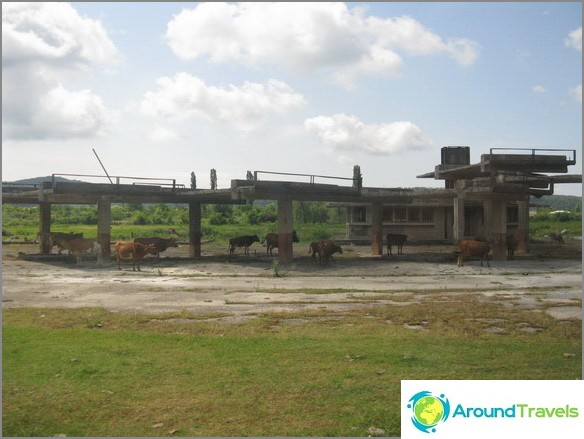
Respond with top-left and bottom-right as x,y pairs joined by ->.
2,176 -> 87,186
533,195 -> 581,212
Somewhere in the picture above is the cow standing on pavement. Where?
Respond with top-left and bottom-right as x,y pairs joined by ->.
59,238 -> 102,266
262,231 -> 299,256
48,232 -> 84,254
386,233 -> 407,256
115,241 -> 158,271
134,237 -> 178,259
457,239 -> 491,267
315,240 -> 343,266
228,235 -> 260,256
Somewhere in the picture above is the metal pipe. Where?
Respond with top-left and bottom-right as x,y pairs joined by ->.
92,149 -> 114,184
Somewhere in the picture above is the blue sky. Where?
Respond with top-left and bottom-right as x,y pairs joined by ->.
2,2 -> 582,196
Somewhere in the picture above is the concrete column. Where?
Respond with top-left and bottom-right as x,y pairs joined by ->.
39,202 -> 52,254
453,194 -> 465,242
484,198 -> 506,261
516,198 -> 529,255
277,198 -> 294,263
370,203 -> 383,256
97,201 -> 111,257
483,198 -> 493,239
189,202 -> 202,258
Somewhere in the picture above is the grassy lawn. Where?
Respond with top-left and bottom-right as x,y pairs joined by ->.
3,301 -> 581,437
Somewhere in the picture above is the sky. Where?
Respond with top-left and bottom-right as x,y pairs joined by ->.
2,2 -> 582,196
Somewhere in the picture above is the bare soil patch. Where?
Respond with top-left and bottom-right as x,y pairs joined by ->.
2,241 -> 581,320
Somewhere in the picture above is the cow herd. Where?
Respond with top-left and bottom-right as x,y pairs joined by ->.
44,232 -> 178,271
37,229 -> 544,270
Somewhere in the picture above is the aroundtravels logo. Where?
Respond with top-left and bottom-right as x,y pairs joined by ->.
407,391 -> 451,433
402,381 -> 583,438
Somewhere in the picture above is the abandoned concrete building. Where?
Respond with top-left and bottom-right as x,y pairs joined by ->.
344,146 -> 580,259
2,145 -> 580,264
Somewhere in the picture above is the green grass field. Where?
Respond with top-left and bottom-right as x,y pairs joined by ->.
3,300 -> 581,437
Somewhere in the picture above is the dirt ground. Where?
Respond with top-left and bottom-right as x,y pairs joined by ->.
2,241 -> 582,321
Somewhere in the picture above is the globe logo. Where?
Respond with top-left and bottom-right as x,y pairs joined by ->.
407,391 -> 450,433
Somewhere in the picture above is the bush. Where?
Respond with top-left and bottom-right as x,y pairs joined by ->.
532,209 -> 581,222
308,227 -> 333,242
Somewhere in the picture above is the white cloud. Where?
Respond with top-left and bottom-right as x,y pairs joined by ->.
165,3 -> 479,87
1,2 -> 119,140
565,27 -> 582,52
140,73 -> 307,135
569,84 -> 582,103
532,85 -> 547,93
305,113 -> 431,155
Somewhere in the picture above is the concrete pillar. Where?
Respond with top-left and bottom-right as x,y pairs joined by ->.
97,201 -> 111,257
189,202 -> 202,257
516,198 -> 529,255
39,202 -> 52,254
453,194 -> 465,242
277,198 -> 294,263
370,203 -> 383,256
484,198 -> 506,261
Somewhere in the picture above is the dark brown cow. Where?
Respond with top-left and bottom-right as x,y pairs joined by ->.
59,238 -> 102,266
506,234 -> 518,260
316,240 -> 343,266
457,239 -> 491,267
228,235 -> 260,256
115,241 -> 158,271
263,231 -> 299,256
134,237 -> 178,259
386,233 -> 407,255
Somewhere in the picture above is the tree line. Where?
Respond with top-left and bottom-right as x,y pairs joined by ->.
2,201 -> 346,228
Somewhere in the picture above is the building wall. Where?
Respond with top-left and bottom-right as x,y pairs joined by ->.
346,204 -> 449,242
346,202 -> 520,242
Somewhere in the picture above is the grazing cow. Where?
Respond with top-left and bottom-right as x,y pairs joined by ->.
316,240 -> 343,266
262,231 -> 299,256
457,239 -> 491,267
49,232 -> 84,254
228,235 -> 260,256
386,233 -> 407,256
506,234 -> 518,260
59,238 -> 102,266
549,232 -> 564,245
134,237 -> 178,259
115,241 -> 158,271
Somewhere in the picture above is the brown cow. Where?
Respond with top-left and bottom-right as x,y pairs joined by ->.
115,241 -> 158,271
134,237 -> 178,259
262,231 -> 299,256
48,231 -> 84,254
457,239 -> 491,267
316,240 -> 343,266
59,238 -> 102,266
